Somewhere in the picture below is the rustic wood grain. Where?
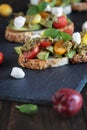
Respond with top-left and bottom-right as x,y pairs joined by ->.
0,85 -> 87,130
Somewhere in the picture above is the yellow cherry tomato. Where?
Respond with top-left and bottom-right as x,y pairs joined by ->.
32,14 -> 41,24
81,33 -> 87,45
0,4 -> 13,17
54,41 -> 66,55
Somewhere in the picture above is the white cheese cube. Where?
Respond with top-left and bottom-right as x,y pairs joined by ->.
44,5 -> 51,12
82,21 -> 87,30
63,5 -> 72,15
10,67 -> 25,79
31,34 -> 41,39
14,16 -> 26,29
72,32 -> 81,45
51,7 -> 63,17
30,0 -> 39,5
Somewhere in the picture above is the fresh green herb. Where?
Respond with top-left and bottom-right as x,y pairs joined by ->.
38,2 -> 48,12
16,104 -> 38,114
57,31 -> 62,40
27,5 -> 39,15
60,31 -> 72,41
43,28 -> 72,41
43,28 -> 58,38
27,2 -> 48,15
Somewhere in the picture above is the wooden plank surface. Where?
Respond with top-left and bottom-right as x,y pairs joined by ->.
0,85 -> 87,130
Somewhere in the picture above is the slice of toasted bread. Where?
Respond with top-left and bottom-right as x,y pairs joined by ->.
5,27 -> 32,43
71,2 -> 87,11
18,54 -> 69,70
5,21 -> 74,43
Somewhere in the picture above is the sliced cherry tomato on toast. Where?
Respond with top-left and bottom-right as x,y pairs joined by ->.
54,41 -> 66,55
63,28 -> 74,35
53,15 -> 67,29
59,22 -> 74,35
23,44 -> 39,59
40,41 -> 52,47
0,52 -> 4,64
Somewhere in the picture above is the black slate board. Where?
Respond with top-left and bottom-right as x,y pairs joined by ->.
0,11 -> 87,105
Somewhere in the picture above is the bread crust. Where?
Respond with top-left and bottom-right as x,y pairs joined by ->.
70,54 -> 87,64
5,21 -> 74,43
18,54 -> 69,70
71,2 -> 87,11
5,27 -> 32,43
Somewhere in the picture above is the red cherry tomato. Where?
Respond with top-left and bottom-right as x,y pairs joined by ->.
53,15 -> 67,29
24,44 -> 39,59
63,28 -> 74,35
0,52 -> 4,64
40,41 -> 52,47
52,88 -> 83,117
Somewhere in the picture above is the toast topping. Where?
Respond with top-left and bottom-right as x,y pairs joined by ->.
15,29 -> 87,69
14,16 -> 26,29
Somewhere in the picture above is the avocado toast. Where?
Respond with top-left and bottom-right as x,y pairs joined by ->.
5,1 -> 74,43
14,29 -> 87,69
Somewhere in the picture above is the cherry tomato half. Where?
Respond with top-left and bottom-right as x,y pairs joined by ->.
54,41 -> 66,55
24,44 -> 39,59
53,15 -> 67,29
40,41 -> 52,47
63,28 -> 74,35
0,52 -> 4,64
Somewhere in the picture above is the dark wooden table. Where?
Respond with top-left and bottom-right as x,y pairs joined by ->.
0,85 -> 87,130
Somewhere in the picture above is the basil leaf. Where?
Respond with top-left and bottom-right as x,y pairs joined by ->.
57,31 -> 63,40
27,6 -> 39,15
43,28 -> 72,41
38,2 -> 48,12
60,31 -> 72,41
43,28 -> 58,38
16,104 -> 38,114
27,2 -> 48,15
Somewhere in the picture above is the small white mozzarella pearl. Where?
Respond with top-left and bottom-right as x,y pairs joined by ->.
30,0 -> 39,5
82,21 -> 87,30
10,67 -> 25,79
72,32 -> 81,45
51,7 -> 63,17
14,16 -> 26,29
63,5 -> 72,15
31,34 -> 41,39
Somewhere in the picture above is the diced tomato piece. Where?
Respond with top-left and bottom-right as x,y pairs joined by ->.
53,15 -> 67,29
24,44 -> 39,59
0,52 -> 4,64
40,41 -> 52,47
